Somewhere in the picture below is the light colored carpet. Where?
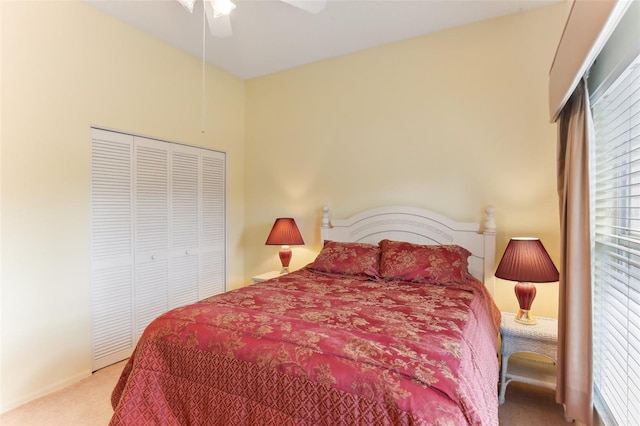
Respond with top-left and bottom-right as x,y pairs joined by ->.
499,381 -> 570,425
0,361 -> 126,426
1,361 -> 570,425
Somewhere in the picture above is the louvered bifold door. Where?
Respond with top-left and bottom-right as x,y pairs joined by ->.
91,129 -> 226,370
200,149 -> 226,299
90,129 -> 134,371
170,144 -> 200,308
134,137 -> 170,339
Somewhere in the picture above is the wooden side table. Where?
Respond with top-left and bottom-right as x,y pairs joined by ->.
499,312 -> 558,405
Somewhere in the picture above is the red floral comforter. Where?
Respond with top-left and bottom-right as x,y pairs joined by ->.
110,268 -> 501,425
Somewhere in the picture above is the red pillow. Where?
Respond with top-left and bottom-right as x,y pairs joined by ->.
379,239 -> 471,283
309,241 -> 380,278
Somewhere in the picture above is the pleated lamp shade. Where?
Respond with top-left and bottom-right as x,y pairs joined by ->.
495,238 -> 559,325
265,218 -> 304,246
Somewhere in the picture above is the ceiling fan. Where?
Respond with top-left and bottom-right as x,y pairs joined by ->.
176,0 -> 327,38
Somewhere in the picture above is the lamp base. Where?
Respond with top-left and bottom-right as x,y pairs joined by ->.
278,245 -> 292,275
514,309 -> 537,325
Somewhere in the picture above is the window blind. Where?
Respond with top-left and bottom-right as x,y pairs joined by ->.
591,52 -> 640,426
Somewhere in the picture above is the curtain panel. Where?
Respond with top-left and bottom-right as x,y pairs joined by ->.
556,79 -> 593,426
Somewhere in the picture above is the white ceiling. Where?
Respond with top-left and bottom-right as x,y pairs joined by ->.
86,0 -> 561,79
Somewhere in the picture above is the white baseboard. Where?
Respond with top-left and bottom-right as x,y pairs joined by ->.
1,369 -> 92,414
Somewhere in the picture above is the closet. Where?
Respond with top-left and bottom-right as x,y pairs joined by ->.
90,128 -> 226,370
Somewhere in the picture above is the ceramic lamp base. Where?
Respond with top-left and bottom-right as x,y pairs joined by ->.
514,281 -> 537,325
278,245 -> 292,274
514,309 -> 537,325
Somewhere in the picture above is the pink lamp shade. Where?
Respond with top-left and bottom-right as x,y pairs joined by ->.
265,218 -> 304,274
495,238 -> 559,325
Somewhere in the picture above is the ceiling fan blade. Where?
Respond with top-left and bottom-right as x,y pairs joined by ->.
176,0 -> 196,13
205,2 -> 233,37
280,0 -> 326,14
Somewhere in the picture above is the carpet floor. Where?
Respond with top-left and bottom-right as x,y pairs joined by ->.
1,361 -> 571,425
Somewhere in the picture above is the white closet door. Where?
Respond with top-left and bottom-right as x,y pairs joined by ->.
200,150 -> 226,299
133,137 -> 170,339
90,128 -> 226,370
170,144 -> 200,307
90,129 -> 134,371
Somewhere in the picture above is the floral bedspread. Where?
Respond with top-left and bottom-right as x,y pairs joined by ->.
110,268 -> 501,425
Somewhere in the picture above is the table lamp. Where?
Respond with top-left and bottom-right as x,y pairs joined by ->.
265,218 -> 304,274
495,237 -> 559,325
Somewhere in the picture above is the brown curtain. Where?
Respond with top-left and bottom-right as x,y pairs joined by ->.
556,78 -> 593,425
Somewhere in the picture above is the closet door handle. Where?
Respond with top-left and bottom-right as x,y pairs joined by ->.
185,250 -> 191,255
151,254 -> 157,260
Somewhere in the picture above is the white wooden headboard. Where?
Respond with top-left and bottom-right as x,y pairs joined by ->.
320,205 -> 496,288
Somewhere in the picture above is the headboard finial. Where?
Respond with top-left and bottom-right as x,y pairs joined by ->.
321,205 -> 330,229
484,205 -> 496,234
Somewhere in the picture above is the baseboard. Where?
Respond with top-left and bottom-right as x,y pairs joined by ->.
1,369 -> 92,414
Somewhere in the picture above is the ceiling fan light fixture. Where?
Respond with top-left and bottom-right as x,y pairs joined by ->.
176,0 -> 325,39
212,0 -> 236,18
176,0 -> 197,13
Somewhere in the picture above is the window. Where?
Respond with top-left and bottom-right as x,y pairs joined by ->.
590,52 -> 640,425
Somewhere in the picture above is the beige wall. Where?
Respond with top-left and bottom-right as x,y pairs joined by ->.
245,4 -> 570,316
0,1 -> 245,412
0,0 -> 571,414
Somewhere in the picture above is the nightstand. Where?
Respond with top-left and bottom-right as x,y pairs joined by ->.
251,270 -> 282,284
499,312 -> 558,405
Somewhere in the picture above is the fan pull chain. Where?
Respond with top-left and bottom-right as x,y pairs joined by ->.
201,0 -> 206,133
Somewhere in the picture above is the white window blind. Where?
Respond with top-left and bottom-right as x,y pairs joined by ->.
591,52 -> 640,426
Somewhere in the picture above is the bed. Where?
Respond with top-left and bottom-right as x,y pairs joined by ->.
110,205 -> 501,425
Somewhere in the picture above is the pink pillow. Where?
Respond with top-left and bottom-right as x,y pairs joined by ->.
309,241 -> 380,278
379,239 -> 471,283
